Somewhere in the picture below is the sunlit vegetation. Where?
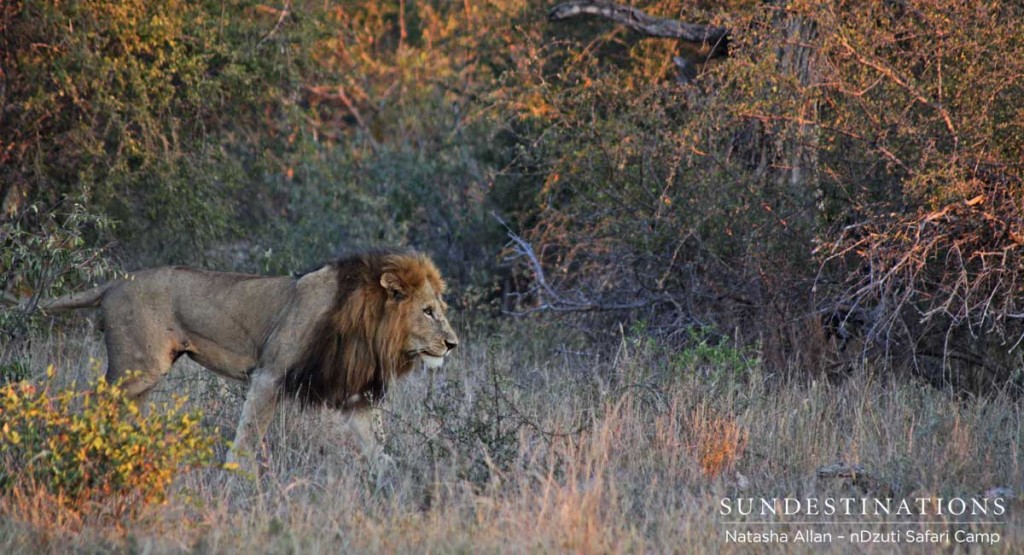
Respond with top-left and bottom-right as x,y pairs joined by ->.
0,368 -> 214,521
1,0 -> 1023,551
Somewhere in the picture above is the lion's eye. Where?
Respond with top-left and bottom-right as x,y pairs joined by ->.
424,307 -> 434,318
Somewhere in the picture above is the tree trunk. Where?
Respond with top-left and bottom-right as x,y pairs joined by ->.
774,6 -> 820,218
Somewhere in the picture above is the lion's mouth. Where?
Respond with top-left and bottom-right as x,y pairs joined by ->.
409,348 -> 449,369
409,347 -> 448,358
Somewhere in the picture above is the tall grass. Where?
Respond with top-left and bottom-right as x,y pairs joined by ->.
1,318 -> 1021,553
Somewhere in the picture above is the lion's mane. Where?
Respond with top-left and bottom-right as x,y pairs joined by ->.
282,250 -> 445,408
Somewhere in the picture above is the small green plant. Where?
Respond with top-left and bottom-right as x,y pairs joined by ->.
673,327 -> 759,383
627,320 -> 660,352
0,367 -> 216,517
0,361 -> 31,385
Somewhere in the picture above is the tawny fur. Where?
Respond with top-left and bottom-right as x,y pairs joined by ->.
40,249 -> 458,466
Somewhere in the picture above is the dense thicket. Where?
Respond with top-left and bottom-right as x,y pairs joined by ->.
2,1 -> 1022,388
499,1 -> 1024,388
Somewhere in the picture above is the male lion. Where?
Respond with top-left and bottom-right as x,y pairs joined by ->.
41,249 -> 458,467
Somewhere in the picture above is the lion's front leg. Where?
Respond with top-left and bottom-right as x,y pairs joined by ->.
349,404 -> 388,455
350,405 -> 398,491
227,370 -> 280,473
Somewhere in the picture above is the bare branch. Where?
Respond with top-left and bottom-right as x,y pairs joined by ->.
549,0 -> 728,55
493,212 -> 651,314
257,1 -> 292,47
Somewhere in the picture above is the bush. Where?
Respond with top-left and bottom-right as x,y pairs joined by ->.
0,368 -> 216,517
494,1 -> 1024,386
672,326 -> 759,385
0,198 -> 116,340
391,362 -> 530,491
493,1 -> 823,347
812,1 -> 1024,387
0,0 -> 332,263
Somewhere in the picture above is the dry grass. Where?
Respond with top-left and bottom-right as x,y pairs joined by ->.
1,317 -> 1022,553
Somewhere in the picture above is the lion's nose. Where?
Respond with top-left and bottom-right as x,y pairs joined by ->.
444,338 -> 459,351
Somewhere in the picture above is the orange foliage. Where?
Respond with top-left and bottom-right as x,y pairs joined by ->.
691,411 -> 747,479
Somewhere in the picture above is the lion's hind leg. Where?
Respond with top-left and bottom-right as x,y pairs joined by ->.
102,320 -> 177,404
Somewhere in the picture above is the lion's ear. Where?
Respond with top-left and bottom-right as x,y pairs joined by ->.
380,272 -> 407,300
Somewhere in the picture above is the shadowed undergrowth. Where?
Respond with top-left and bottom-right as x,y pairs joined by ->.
1,319 -> 1021,553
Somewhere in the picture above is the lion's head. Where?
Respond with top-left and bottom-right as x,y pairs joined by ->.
376,251 -> 459,369
284,250 -> 458,408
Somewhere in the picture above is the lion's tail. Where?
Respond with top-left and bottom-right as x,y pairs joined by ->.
41,283 -> 112,311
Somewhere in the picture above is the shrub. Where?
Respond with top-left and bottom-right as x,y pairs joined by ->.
0,198 -> 116,340
673,326 -> 759,385
400,363 -> 527,490
0,368 -> 216,517
496,1 -> 1024,386
812,1 -> 1024,387
0,361 -> 31,385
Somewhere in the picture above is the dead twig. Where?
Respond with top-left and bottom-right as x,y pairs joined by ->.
549,0 -> 729,56
256,2 -> 292,48
493,212 -> 652,315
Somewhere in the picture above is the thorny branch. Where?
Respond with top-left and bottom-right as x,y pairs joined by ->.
815,196 -> 1024,360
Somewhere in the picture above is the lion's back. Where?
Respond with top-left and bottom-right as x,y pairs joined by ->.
102,266 -> 296,354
